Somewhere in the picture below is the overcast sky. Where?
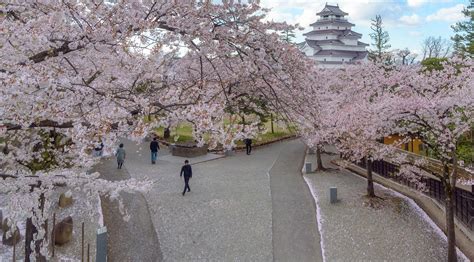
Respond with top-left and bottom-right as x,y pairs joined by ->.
260,0 -> 468,55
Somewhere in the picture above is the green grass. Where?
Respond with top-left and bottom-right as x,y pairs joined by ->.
154,120 -> 295,146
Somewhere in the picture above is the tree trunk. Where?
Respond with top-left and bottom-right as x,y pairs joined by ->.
163,127 -> 170,139
316,147 -> 324,171
366,159 -> 375,197
25,192 -> 47,262
443,162 -> 458,262
270,113 -> 274,134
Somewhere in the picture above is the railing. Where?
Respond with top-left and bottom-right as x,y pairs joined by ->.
355,158 -> 474,231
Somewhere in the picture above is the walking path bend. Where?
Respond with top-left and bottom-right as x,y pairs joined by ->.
98,139 -> 322,261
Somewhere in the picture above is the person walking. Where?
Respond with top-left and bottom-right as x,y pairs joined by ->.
180,160 -> 192,196
150,137 -> 160,164
115,143 -> 126,169
245,138 -> 252,155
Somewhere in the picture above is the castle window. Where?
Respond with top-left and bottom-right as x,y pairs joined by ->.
326,26 -> 328,29
342,59 -> 344,62
324,58 -> 326,61
325,36 -> 328,39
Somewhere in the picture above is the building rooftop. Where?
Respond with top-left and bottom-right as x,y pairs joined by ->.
310,20 -> 355,27
303,29 -> 362,38
314,50 -> 368,58
316,4 -> 348,17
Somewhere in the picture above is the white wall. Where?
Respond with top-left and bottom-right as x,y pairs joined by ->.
319,44 -> 365,52
306,34 -> 338,41
313,25 -> 350,30
315,56 -> 354,62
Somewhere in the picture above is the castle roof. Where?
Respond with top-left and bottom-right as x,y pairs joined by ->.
303,29 -> 362,38
316,4 -> 348,16
307,39 -> 345,46
310,20 -> 355,27
314,50 -> 368,59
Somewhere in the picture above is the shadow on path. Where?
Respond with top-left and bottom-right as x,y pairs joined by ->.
93,157 -> 162,262
269,139 -> 323,262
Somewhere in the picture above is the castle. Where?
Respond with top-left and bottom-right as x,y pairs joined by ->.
298,4 -> 368,68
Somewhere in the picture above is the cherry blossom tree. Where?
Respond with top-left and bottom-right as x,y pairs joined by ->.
387,58 -> 474,262
291,62 -> 399,196
1,0 -> 312,259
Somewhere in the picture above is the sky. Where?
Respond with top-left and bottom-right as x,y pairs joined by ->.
260,0 -> 468,56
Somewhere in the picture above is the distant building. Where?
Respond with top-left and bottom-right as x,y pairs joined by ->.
298,4 -> 368,68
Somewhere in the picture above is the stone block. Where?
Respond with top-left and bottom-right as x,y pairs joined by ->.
54,216 -> 73,245
171,143 -> 207,158
2,219 -> 21,246
1,218 -> 8,232
59,191 -> 73,208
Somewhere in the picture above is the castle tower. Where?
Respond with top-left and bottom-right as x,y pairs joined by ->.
298,4 -> 368,68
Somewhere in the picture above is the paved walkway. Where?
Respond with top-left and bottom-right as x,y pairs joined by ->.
303,146 -> 467,261
270,140 -> 323,262
93,157 -> 162,262
108,138 -> 322,261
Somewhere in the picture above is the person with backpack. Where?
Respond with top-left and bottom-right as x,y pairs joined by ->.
180,160 -> 192,196
149,137 -> 160,164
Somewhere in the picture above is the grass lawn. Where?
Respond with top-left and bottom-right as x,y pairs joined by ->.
155,120 -> 295,146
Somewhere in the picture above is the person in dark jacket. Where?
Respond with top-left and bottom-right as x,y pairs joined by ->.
245,138 -> 252,155
115,143 -> 126,169
180,160 -> 192,196
150,137 -> 160,164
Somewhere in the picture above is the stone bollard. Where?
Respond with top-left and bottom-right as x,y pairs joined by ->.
96,226 -> 108,262
2,218 -> 21,246
59,191 -> 73,208
305,162 -> 312,173
330,187 -> 338,204
54,216 -> 73,245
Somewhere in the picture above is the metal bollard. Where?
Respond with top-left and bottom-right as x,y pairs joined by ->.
96,226 -> 108,262
330,187 -> 337,203
305,162 -> 312,173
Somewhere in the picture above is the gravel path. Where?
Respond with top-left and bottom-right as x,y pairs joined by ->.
303,147 -> 466,261
122,139 -> 286,261
269,139 -> 323,262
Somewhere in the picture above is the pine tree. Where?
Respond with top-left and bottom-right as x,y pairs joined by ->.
369,15 -> 391,61
451,0 -> 474,57
281,28 -> 296,43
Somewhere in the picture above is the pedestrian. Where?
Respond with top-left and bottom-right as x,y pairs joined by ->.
149,137 -> 160,164
180,160 -> 192,196
94,142 -> 104,157
245,138 -> 252,155
115,143 -> 126,169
